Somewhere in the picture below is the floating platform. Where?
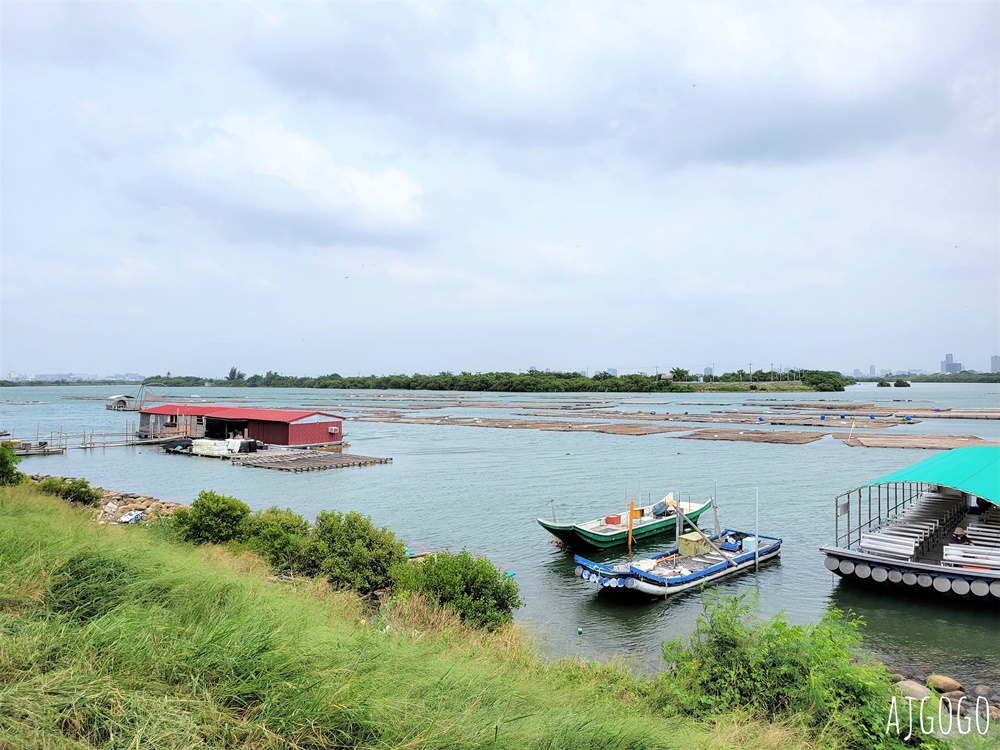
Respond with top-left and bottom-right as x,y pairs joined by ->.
833,434 -> 1000,450
230,451 -> 391,472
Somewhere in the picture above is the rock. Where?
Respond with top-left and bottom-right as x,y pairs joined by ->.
926,674 -> 962,693
912,671 -> 928,684
988,705 -> 1000,722
897,680 -> 933,701
889,673 -> 906,683
940,690 -> 966,702
970,684 -> 993,700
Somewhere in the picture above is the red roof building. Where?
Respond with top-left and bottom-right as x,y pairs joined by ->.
138,405 -> 345,446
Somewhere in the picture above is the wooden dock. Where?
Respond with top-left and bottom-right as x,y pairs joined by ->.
230,451 -> 392,472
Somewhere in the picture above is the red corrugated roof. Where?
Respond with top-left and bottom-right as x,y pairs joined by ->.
140,404 -> 344,422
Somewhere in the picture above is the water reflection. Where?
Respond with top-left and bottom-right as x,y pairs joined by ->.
828,580 -> 1000,685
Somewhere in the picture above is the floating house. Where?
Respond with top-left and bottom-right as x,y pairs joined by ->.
137,405 -> 345,446
820,446 -> 1000,599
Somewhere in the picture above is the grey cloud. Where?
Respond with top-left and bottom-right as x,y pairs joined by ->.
243,4 -> 997,170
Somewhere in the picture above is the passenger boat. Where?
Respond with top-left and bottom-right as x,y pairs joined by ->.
537,494 -> 712,551
574,528 -> 782,597
819,446 -> 1000,599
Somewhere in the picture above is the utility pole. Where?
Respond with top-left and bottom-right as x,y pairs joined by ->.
769,363 -> 774,382
749,362 -> 752,382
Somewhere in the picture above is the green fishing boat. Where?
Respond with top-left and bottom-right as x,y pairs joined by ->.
538,494 -> 713,552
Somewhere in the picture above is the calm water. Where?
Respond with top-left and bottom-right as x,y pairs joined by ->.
3,383 -> 999,683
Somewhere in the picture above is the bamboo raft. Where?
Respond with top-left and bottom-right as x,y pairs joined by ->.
230,451 -> 392,472
520,410 -> 905,428
676,429 -> 828,445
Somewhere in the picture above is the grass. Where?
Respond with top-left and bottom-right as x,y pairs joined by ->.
0,485 -> 823,749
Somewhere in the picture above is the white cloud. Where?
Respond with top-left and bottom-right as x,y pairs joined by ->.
169,115 -> 423,227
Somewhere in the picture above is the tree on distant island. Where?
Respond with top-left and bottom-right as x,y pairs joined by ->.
893,379 -> 911,387
226,366 -> 246,382
877,379 -> 891,387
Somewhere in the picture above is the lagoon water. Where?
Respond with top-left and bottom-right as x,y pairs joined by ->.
3,383 -> 999,684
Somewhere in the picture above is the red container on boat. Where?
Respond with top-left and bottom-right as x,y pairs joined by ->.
605,514 -> 622,525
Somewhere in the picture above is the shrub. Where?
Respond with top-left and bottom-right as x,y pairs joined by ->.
392,549 -> 522,630
307,510 -> 407,594
172,490 -> 250,544
34,476 -> 102,505
650,593 -> 939,749
243,506 -> 312,574
0,444 -> 24,486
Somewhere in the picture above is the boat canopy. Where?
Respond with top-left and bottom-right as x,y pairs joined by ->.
863,446 -> 1000,504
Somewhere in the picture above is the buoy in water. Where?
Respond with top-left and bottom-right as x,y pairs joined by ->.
578,627 -> 583,635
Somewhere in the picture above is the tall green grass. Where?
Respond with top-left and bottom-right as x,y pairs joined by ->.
0,486 -> 815,749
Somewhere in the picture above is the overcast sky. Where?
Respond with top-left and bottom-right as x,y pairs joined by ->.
2,1 -> 998,378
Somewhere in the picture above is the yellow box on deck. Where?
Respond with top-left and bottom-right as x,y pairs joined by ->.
679,532 -> 710,557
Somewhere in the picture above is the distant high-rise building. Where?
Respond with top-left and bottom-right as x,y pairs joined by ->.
704,366 -> 713,376
853,369 -> 862,378
869,365 -> 876,377
606,367 -> 617,376
992,355 -> 1000,374
940,353 -> 962,374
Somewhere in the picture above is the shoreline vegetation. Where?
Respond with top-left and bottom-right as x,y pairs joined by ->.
4,370 -> 1000,393
3,368 -> 859,392
0,482 -> 957,750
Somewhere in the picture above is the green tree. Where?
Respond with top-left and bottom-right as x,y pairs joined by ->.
893,379 -> 911,387
172,490 -> 250,544
307,510 -> 407,594
669,367 -> 691,382
243,506 -> 312,573
392,549 -> 523,630
0,444 -> 25,486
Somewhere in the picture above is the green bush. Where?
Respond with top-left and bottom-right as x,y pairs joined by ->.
34,476 -> 102,505
0,444 -> 24,486
392,549 -> 523,630
651,594 -> 940,749
172,490 -> 250,544
243,506 -> 312,574
307,510 -> 407,594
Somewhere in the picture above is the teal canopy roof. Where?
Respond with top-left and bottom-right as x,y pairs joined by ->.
864,446 -> 1000,504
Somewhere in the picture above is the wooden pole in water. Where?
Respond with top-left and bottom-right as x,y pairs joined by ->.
755,487 -> 760,571
712,480 -> 721,535
628,500 -> 634,554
